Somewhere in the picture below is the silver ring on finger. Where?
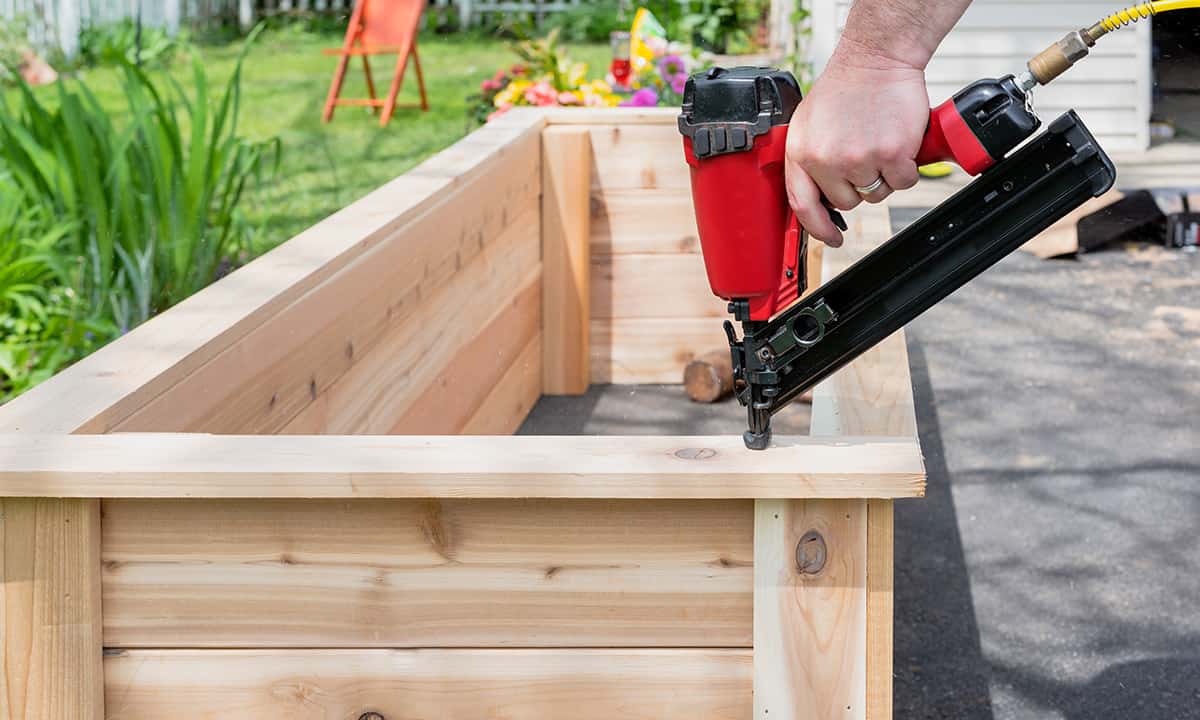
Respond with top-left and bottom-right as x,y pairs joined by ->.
853,176 -> 885,195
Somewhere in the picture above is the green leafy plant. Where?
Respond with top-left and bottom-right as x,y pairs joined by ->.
0,16 -> 30,84
786,2 -> 814,88
79,19 -> 187,68
0,179 -> 98,399
544,0 -> 629,43
679,0 -> 767,54
0,28 -> 278,400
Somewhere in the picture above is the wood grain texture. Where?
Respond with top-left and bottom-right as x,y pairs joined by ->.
754,498 -> 867,720
461,333 -> 543,434
591,189 -> 699,255
808,203 -> 921,720
115,166 -> 541,435
0,433 -> 923,499
1,352 -> 108,720
541,126 -> 592,395
587,124 -> 691,193
753,202 -> 920,720
591,254 -> 726,319
0,109 -> 547,436
279,212 -> 541,434
683,349 -> 734,403
104,649 -> 752,720
590,318 -> 729,384
865,499 -> 894,720
101,498 -> 752,648
1,498 -> 104,720
542,107 -> 679,125
389,276 -> 541,435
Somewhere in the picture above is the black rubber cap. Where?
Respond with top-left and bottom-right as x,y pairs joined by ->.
743,428 -> 771,451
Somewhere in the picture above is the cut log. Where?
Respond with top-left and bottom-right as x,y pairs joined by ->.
683,349 -> 734,403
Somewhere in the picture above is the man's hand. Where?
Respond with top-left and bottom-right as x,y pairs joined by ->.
785,54 -> 930,247
786,0 -> 974,246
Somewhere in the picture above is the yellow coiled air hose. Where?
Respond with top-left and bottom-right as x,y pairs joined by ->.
1022,0 -> 1200,88
1096,0 -> 1200,33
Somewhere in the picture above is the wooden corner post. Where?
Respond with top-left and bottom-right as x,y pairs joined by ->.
541,125 -> 592,395
1,497 -> 104,720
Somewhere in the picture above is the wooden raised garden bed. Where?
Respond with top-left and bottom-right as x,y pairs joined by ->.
0,107 -> 925,720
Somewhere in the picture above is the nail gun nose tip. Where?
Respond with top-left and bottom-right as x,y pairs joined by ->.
743,428 -> 772,451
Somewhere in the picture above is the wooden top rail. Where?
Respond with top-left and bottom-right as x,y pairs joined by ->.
0,433 -> 924,499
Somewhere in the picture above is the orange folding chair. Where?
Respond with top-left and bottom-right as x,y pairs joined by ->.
322,0 -> 430,126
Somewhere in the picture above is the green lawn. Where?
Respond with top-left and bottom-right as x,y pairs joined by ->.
51,28 -> 609,249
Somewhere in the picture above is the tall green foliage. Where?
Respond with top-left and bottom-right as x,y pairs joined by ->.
0,30 -> 278,400
0,178 -> 95,397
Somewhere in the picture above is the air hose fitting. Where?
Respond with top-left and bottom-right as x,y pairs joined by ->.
1021,1 -> 1200,89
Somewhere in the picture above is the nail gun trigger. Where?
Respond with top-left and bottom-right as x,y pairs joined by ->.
819,197 -> 848,232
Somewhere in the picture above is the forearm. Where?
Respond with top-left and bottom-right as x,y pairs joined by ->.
833,0 -> 974,71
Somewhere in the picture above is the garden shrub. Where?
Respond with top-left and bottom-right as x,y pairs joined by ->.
0,31 -> 278,401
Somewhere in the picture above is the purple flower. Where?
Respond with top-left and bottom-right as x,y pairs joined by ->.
658,54 -> 686,82
670,73 -> 687,95
620,88 -> 659,107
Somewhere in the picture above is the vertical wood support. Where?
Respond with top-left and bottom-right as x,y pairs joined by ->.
866,499 -> 894,720
1,498 -> 104,720
754,499 -> 867,720
540,126 -> 592,395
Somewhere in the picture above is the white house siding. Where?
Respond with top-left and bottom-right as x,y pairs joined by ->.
811,0 -> 1153,150
1,0 -> 353,56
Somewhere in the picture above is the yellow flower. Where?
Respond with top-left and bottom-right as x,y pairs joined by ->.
494,78 -> 532,107
567,62 -> 588,88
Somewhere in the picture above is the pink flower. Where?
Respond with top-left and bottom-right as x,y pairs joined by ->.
511,63 -> 528,76
481,78 -> 502,92
487,105 -> 511,122
558,91 -> 581,106
670,73 -> 687,95
658,55 -> 686,82
525,81 -> 559,107
493,68 -> 507,81
620,87 -> 659,107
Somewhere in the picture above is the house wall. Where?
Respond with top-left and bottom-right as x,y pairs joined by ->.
810,0 -> 1153,151
3,0 -> 355,56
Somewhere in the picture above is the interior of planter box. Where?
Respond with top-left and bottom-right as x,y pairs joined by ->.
63,114 -> 740,715
0,111 -> 918,718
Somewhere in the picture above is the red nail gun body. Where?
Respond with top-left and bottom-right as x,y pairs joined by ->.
678,67 -> 1115,449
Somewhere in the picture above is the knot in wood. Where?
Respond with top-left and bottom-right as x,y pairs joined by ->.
358,713 -> 386,720
795,530 -> 826,575
674,447 -> 717,461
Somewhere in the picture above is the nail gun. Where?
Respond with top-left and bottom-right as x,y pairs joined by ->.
678,68 -> 1116,449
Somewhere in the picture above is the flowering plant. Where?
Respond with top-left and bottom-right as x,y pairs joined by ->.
616,36 -> 696,108
469,18 -> 707,122
468,29 -> 622,123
